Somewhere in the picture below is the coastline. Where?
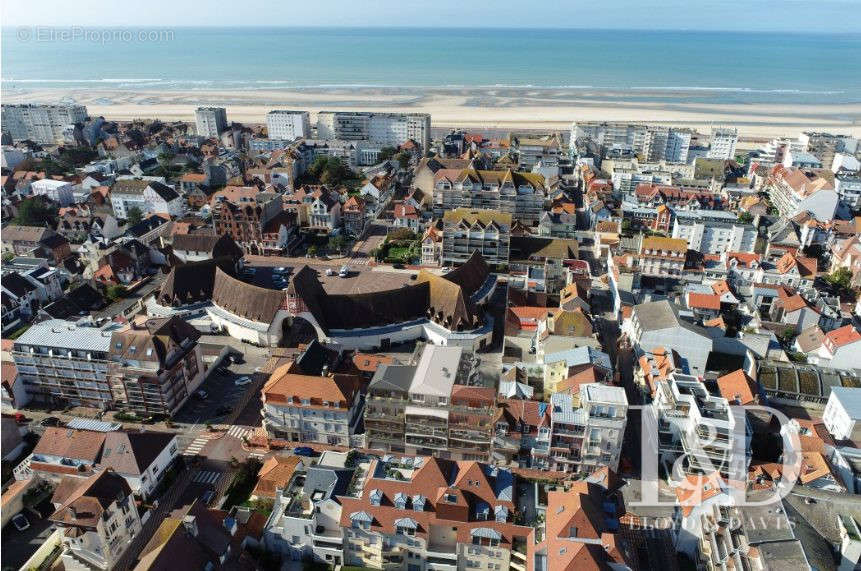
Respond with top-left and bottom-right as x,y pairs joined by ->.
3,86 -> 860,139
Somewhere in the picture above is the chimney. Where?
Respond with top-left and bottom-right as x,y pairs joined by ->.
182,515 -> 198,537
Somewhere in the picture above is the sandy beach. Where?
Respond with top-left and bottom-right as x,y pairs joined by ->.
3,86 -> 861,140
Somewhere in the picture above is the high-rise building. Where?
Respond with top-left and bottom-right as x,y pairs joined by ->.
195,106 -> 228,137
570,121 -> 691,162
316,111 -> 431,152
707,127 -> 739,160
1,103 -> 88,144
432,169 -> 548,224
266,110 -> 311,140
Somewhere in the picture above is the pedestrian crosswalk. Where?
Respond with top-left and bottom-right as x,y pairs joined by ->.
183,435 -> 210,456
192,470 -> 221,485
226,425 -> 251,440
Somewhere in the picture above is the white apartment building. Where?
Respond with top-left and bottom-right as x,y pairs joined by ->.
110,176 -> 171,219
570,121 -> 691,162
707,127 -> 738,160
316,111 -> 431,152
672,211 -> 757,254
266,110 -> 311,140
651,373 -> 746,477
441,208 -> 512,266
532,384 -> 628,474
835,171 -> 861,210
1,104 -> 88,144
195,106 -> 228,137
767,166 -> 839,222
30,179 -> 76,207
262,364 -> 364,446
824,387 -> 861,442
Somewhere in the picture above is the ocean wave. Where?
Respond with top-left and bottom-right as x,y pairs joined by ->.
2,78 -> 164,83
631,85 -> 846,95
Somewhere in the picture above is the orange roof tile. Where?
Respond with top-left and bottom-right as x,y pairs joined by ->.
716,369 -> 758,405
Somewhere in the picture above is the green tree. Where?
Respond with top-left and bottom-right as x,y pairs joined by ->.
105,285 -> 128,301
14,198 -> 58,226
126,207 -> 143,226
378,147 -> 398,161
388,227 -> 416,241
328,235 -> 347,254
737,211 -> 754,224
824,267 -> 853,291
307,245 -> 318,258
394,151 -> 411,170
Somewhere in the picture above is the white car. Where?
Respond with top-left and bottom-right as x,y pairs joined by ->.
11,513 -> 29,531
234,376 -> 252,386
325,268 -> 335,276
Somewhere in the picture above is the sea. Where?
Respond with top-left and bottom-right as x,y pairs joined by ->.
2,27 -> 861,104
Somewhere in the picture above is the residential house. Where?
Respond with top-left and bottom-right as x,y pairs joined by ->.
342,196 -> 367,238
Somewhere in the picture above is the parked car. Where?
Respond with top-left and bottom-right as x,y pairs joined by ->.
201,490 -> 215,504
293,446 -> 315,457
235,376 -> 252,386
229,354 -> 245,364
11,513 -> 29,531
196,390 -> 209,400
40,416 -> 61,427
338,265 -> 350,278
14,412 -> 28,424
325,268 -> 335,276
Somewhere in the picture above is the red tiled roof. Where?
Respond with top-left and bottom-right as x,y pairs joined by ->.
688,293 -> 721,310
825,324 -> 861,349
716,369 -> 758,405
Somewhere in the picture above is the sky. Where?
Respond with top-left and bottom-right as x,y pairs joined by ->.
2,0 -> 860,32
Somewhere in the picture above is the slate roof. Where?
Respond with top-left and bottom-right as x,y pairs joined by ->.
99,431 -> 176,476
211,267 -> 285,323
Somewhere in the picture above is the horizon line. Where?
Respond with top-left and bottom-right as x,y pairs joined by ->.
1,25 -> 859,35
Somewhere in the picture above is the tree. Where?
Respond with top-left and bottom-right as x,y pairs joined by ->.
394,151 -> 411,170
824,267 -> 853,291
105,285 -> 128,301
328,235 -> 347,254
126,207 -> 143,226
14,197 -> 58,226
307,245 -> 318,258
737,211 -> 754,224
378,147 -> 397,161
388,227 -> 416,241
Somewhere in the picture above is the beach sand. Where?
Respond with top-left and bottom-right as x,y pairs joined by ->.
3,86 -> 860,139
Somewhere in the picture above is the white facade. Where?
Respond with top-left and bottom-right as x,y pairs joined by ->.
316,111 -> 431,151
195,107 -> 228,137
267,110 -> 311,140
824,388 -> 861,442
672,217 -> 757,255
707,127 -> 738,160
1,104 -> 87,144
835,172 -> 861,210
570,121 -> 691,162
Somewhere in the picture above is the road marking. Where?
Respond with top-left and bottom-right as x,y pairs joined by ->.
227,426 -> 251,440
192,470 -> 221,485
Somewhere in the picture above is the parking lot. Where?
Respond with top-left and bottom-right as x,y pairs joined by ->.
172,340 -> 270,427
239,260 -> 415,295
1,499 -> 56,570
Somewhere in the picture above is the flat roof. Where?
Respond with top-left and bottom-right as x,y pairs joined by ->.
409,345 -> 463,397
584,383 -> 628,405
14,319 -> 118,352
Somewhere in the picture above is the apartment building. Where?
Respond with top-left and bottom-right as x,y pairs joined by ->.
365,345 -> 496,461
706,127 -> 738,160
1,103 -> 88,144
262,363 -> 364,446
824,387 -> 861,442
316,111 -> 431,152
195,106 -> 228,137
835,170 -> 861,210
339,455 -> 535,571
107,316 -> 205,417
638,236 -> 688,277
570,121 -> 691,162
266,110 -> 311,140
50,469 -> 143,571
11,319 -> 119,408
508,132 -> 564,169
110,177 -> 181,220
767,165 -> 839,222
672,211 -> 757,254
651,373 -> 745,477
432,169 -> 548,224
210,186 -> 284,253
441,208 -> 512,267
530,383 -> 628,474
